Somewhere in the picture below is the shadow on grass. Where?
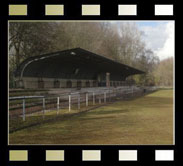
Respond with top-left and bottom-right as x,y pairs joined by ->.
78,115 -> 117,121
9,91 -> 173,134
86,109 -> 129,115
9,104 -> 106,133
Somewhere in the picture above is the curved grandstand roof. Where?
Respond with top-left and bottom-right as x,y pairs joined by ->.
14,48 -> 145,81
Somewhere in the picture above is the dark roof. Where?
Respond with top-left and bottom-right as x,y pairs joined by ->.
14,48 -> 145,80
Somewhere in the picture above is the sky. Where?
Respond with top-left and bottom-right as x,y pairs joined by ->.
136,21 -> 174,60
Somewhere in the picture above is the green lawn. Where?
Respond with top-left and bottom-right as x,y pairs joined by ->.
9,89 -> 173,145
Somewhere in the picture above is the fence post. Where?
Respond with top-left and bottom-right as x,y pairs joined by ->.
104,92 -> 107,103
86,93 -> 88,107
22,99 -> 25,121
99,95 -> 101,104
69,95 -> 71,112
104,92 -> 106,103
93,92 -> 95,105
78,94 -> 80,110
121,88 -> 123,99
109,90 -> 111,102
43,97 -> 45,119
132,86 -> 134,97
111,89 -> 114,101
57,97 -> 59,115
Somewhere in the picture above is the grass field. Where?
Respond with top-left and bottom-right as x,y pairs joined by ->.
9,89 -> 173,145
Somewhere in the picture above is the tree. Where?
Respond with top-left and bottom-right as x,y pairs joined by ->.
9,22 -> 164,88
153,57 -> 173,86
9,22 -> 58,67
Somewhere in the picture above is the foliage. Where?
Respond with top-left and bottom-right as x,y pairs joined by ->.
153,57 -> 173,86
9,22 -> 173,87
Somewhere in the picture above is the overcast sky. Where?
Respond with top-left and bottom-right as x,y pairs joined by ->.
136,21 -> 174,60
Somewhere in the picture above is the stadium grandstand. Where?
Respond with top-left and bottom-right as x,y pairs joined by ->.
14,48 -> 144,89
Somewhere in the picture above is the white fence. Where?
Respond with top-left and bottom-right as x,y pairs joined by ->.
9,86 -> 157,121
9,86 -> 159,133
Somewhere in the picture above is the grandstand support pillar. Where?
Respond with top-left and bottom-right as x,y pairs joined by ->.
18,79 -> 24,88
78,95 -> 80,110
57,97 -> 60,115
106,72 -> 110,87
22,99 -> 25,121
69,95 -> 71,112
93,92 -> 95,105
